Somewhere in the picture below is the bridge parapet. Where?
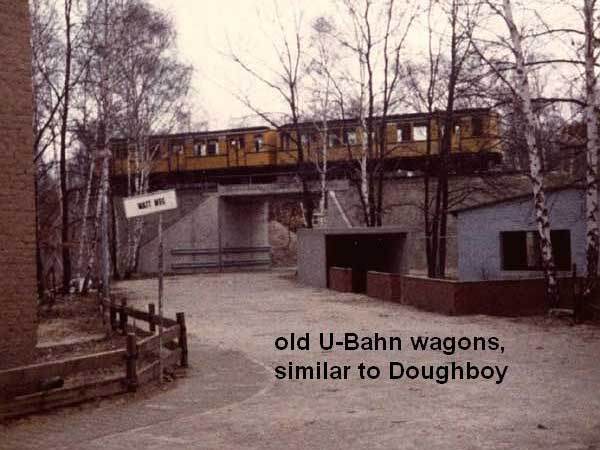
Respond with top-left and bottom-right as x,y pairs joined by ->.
218,179 -> 349,197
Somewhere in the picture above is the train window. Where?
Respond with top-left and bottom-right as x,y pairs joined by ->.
397,123 -> 411,142
114,146 -> 127,159
193,141 -> 206,156
413,123 -> 428,141
239,136 -> 245,150
254,135 -> 263,152
207,139 -> 219,155
344,129 -> 357,145
328,131 -> 342,147
148,141 -> 162,156
472,116 -> 484,136
300,133 -> 310,149
282,132 -> 291,151
170,142 -> 184,154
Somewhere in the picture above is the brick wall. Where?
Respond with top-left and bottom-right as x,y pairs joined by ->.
0,1 -> 38,369
401,277 -> 458,314
329,267 -> 353,293
366,271 -> 402,302
401,276 -> 579,316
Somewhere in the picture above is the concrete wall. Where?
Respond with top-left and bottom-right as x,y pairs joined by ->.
137,194 -> 270,273
456,188 -> 586,281
221,197 -> 269,248
297,229 -> 327,288
298,228 -> 407,289
0,1 -> 38,369
138,195 -> 219,273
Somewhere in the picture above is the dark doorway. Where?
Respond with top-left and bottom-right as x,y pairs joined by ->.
325,233 -> 405,293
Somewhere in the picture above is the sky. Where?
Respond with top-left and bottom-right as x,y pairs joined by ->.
147,0 -> 337,130
146,0 -> 581,131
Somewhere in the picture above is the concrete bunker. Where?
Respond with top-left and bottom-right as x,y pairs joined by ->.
298,227 -> 408,292
326,233 -> 405,292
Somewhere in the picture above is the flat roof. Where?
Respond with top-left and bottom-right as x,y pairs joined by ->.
450,184 -> 583,215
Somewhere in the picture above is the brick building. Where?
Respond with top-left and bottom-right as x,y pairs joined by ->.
0,0 -> 38,369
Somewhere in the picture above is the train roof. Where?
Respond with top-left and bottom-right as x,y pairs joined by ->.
110,107 -> 496,144
280,107 -> 496,130
110,125 -> 271,144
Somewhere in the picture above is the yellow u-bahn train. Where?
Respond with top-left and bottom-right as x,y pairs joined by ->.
111,107 -> 501,188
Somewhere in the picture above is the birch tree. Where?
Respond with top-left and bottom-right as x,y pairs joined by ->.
308,17 -> 338,224
583,0 -> 599,295
312,0 -> 417,227
113,1 -> 192,276
485,0 -> 560,306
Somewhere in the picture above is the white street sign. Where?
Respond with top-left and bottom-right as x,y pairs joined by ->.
123,189 -> 178,219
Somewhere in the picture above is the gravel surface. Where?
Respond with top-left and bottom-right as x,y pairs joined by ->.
3,270 -> 600,449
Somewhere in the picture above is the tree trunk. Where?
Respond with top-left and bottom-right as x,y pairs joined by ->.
584,0 -> 599,296
59,0 -> 73,292
503,0 -> 559,307
76,158 -> 95,290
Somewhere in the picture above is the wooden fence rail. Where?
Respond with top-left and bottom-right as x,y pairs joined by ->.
0,298 -> 189,420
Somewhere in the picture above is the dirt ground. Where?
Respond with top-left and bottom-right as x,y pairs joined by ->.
3,270 -> 600,449
36,294 -> 127,363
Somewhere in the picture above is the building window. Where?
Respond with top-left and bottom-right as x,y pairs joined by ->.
254,135 -> 263,152
472,116 -> 484,137
344,129 -> 358,145
501,230 -> 571,271
193,141 -> 206,157
207,139 -> 219,155
397,124 -> 411,142
413,123 -> 428,141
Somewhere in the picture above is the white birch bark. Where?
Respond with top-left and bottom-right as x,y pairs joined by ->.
81,154 -> 107,292
76,157 -> 95,291
502,0 -> 559,306
584,0 -> 599,284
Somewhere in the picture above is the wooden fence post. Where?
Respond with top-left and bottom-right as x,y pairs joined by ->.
148,303 -> 156,334
125,333 -> 138,392
176,312 -> 188,368
120,298 -> 128,334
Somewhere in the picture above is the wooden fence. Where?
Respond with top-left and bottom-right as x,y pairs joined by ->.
0,299 -> 188,420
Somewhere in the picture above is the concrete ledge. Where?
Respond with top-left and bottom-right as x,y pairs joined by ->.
366,271 -> 402,302
329,267 -> 353,293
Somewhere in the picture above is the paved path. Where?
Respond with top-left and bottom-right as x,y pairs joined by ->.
3,271 -> 600,449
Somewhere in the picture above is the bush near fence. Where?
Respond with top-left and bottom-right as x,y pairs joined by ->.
0,298 -> 188,420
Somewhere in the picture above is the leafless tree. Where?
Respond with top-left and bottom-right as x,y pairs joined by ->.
316,0 -> 417,227
226,3 -> 317,227
478,0 -> 559,306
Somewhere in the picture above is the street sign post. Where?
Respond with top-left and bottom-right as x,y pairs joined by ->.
123,189 -> 178,219
123,189 -> 178,383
